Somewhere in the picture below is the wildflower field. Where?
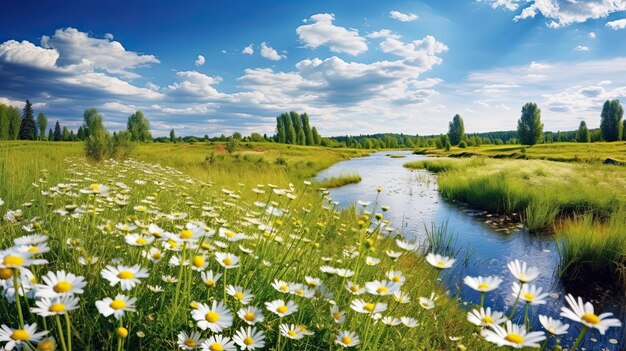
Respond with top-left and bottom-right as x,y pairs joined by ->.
0,142 -> 622,350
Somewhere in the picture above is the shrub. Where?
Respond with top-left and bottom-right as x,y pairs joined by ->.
458,141 -> 467,148
84,130 -> 113,161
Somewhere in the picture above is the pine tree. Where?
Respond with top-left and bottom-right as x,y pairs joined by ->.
447,114 -> 465,146
576,121 -> 591,143
517,102 -> 544,145
311,127 -> 321,145
48,128 -> 53,141
37,113 -> 47,140
18,100 -> 37,140
77,126 -> 85,141
600,99 -> 624,142
53,121 -> 62,141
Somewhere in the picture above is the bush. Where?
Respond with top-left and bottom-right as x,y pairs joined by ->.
226,138 -> 239,153
112,130 -> 136,159
84,131 -> 113,161
458,141 -> 467,148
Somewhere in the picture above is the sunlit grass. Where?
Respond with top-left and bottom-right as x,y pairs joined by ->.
317,174 -> 362,188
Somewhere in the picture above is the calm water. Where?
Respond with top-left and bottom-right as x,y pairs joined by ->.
316,150 -> 625,350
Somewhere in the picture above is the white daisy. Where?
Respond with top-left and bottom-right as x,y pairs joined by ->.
512,282 -> 549,305
201,270 -> 222,288
95,294 -> 136,320
100,265 -> 149,291
560,294 -> 622,335
215,252 -> 240,269
265,299 -> 298,318
350,299 -> 387,314
232,326 -> 265,350
31,295 -> 80,317
507,259 -> 539,283
200,334 -> 237,351
226,285 -> 254,305
191,300 -> 233,333
426,253 -> 455,269
467,307 -> 507,327
482,321 -> 545,349
330,305 -> 346,324
538,315 -> 569,335
279,324 -> 304,340
335,330 -> 359,348
177,331 -> 203,350
237,306 -> 264,325
463,275 -> 503,293
36,270 -> 87,298
0,323 -> 48,351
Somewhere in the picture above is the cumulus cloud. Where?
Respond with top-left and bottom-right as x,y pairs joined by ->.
366,29 -> 401,39
241,44 -> 254,55
575,45 -> 589,52
606,18 -> 626,29
389,10 -> 418,22
166,71 -> 222,98
195,55 -> 205,66
0,40 -> 59,68
259,42 -> 284,61
296,13 -> 368,55
479,0 -> 626,28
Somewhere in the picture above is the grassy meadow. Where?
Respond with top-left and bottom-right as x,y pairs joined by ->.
404,149 -> 626,290
0,141 -> 509,351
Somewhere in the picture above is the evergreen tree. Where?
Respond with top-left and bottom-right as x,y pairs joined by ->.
517,102 -> 544,145
297,129 -> 306,145
18,100 -> 37,140
0,104 -> 8,140
301,113 -> 313,145
37,113 -> 47,140
7,106 -> 22,140
204,134 -> 209,142
576,121 -> 591,143
48,128 -> 53,141
77,126 -> 85,141
623,120 -> 626,141
53,121 -> 62,141
447,114 -> 465,145
127,110 -> 152,142
283,113 -> 295,144
600,99 -> 624,142
311,127 -> 321,145
290,111 -> 302,138
70,130 -> 75,141
62,126 -> 70,141
170,129 -> 176,143
276,114 -> 286,143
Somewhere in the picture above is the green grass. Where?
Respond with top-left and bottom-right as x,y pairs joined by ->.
415,141 -> 626,163
317,174 -> 362,188
0,141 -> 500,351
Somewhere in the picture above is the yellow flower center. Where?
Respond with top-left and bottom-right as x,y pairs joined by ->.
391,276 -> 401,282
3,255 -> 24,267
349,285 -> 359,292
49,303 -> 66,313
581,312 -> 600,325
437,261 -> 446,268
11,329 -> 30,341
117,270 -> 134,279
504,333 -> 524,345
225,231 -> 235,238
209,343 -> 224,351
184,339 -> 196,347
0,268 -> 13,280
192,256 -> 205,268
376,286 -> 389,294
288,330 -> 297,337
167,240 -> 178,249
179,230 -> 193,239
27,246 -> 38,253
222,257 -> 233,266
279,285 -> 289,292
116,327 -> 128,338
276,305 -> 288,314
332,312 -> 342,320
295,289 -> 305,295
341,336 -> 352,345
152,252 -> 162,260
234,292 -> 244,300
89,184 -> 100,191
38,340 -> 56,351
244,312 -> 256,321
477,283 -> 490,290
308,281 -> 317,287
205,311 -> 220,323
136,238 -> 147,244
243,337 -> 254,346
364,303 -> 375,312
482,316 -> 494,324
523,293 -> 535,301
54,281 -> 72,293
204,279 -> 215,287
110,299 -> 126,310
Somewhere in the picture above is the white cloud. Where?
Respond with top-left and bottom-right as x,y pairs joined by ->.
102,101 -> 137,114
366,29 -> 401,39
296,13 -> 368,55
606,18 -> 626,29
259,42 -> 284,61
241,44 -> 254,55
195,55 -> 205,66
104,33 -> 114,40
529,61 -> 550,71
575,45 -> 589,51
589,31 -> 596,38
167,71 -> 222,98
389,10 -> 418,22
0,40 -> 59,68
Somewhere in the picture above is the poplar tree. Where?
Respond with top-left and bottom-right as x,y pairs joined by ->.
517,102 -> 544,145
600,99 -> 623,142
576,121 -> 591,143
447,114 -> 465,146
37,113 -> 47,140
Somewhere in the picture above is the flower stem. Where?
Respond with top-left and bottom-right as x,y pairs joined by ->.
479,292 -> 485,309
13,270 -> 24,328
64,312 -> 72,351
508,282 -> 523,320
570,326 -> 588,351
55,315 -> 68,351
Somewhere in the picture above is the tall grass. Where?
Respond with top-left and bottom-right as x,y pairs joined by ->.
317,173 -> 362,188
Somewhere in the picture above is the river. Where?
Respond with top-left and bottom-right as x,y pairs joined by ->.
315,150 -> 624,350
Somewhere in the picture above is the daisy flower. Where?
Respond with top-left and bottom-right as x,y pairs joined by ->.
290,285 -> 315,299
482,321 -> 545,349
31,295 -> 80,317
201,270 -> 222,288
226,285 -> 254,305
365,256 -> 380,266
382,317 -> 401,326
507,259 -> 539,283
560,294 -> 622,335
365,280 -> 401,296
330,305 -> 346,324
124,233 -> 154,247
191,255 -> 208,271
393,291 -> 411,304
401,317 -> 419,328
279,324 -> 304,340
177,331 -> 203,350
335,268 -> 354,278
1,251 -> 47,271
0,323 -> 48,350
215,252 -> 240,269
95,294 -> 136,320
512,282 -> 548,305
100,265 -> 149,291
191,301 -> 233,333
345,281 -> 365,295
463,275 -> 503,293
425,253 -> 455,269
419,293 -> 437,310
350,299 -> 387,314
143,248 -> 164,262
232,326 -> 265,350
385,270 -> 405,284
467,307 -> 507,327
201,334 -> 237,351
237,306 -> 264,325
265,299 -> 298,318
335,330 -> 360,348
36,270 -> 87,298
304,276 -> 321,288
271,280 -> 292,293
539,315 -> 569,335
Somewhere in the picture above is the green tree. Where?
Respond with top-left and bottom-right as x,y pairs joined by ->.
83,108 -> 113,160
170,129 -> 176,143
62,126 -> 70,141
623,120 -> 626,141
301,113 -> 313,145
311,127 -> 321,145
127,110 -> 152,142
83,108 -> 105,137
517,102 -> 544,145
37,113 -> 47,140
0,104 -> 8,140
250,133 -> 264,142
18,100 -> 37,140
77,126 -> 85,141
600,99 -> 624,142
290,111 -> 302,138
576,121 -> 591,143
48,128 -> 53,141
232,132 -> 242,141
297,129 -> 306,145
447,114 -> 465,145
7,106 -> 21,139
276,114 -> 286,143
53,121 -> 63,141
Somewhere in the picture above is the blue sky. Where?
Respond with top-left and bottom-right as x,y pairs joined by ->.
1,0 -> 626,136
